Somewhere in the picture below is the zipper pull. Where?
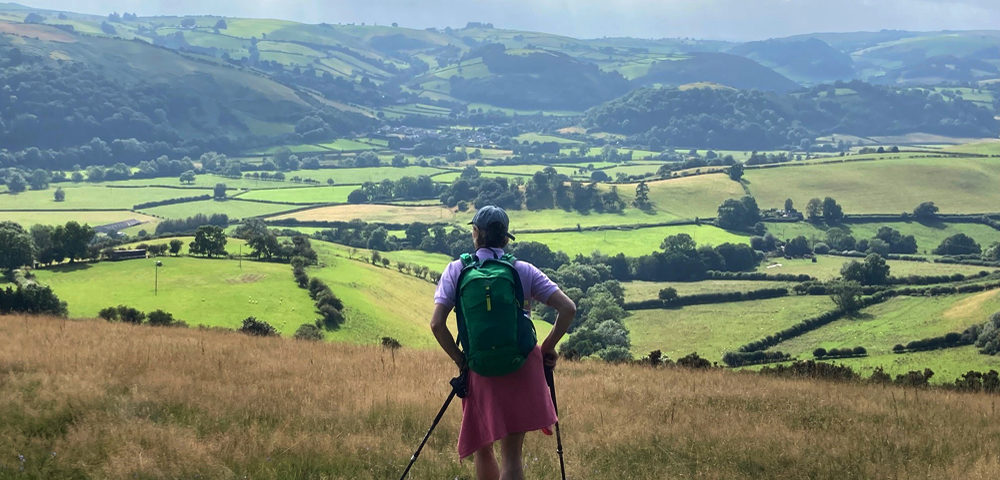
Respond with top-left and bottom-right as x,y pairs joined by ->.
486,285 -> 492,311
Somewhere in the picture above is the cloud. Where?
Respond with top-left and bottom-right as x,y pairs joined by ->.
20,0 -> 1000,40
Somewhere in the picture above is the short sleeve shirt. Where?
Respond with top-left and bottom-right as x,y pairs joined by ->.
434,247 -> 559,314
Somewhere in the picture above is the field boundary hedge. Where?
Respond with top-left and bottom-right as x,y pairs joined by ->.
133,194 -> 212,210
625,287 -> 789,310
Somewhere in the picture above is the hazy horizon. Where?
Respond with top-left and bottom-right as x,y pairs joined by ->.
14,0 -> 1000,41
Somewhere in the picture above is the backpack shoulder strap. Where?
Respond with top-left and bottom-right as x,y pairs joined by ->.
459,253 -> 479,270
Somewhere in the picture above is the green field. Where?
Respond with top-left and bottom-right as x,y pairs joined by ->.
775,289 -> 1000,359
513,133 -> 583,144
808,346 -> 1000,385
236,186 -> 357,204
97,175 -> 306,190
274,166 -> 446,184
139,199 -> 298,220
0,210 -> 159,230
745,157 -> 1000,213
518,225 -> 748,257
763,221 -> 1000,254
0,186 -> 208,210
33,257 -> 316,336
626,295 -> 834,362
315,139 -> 382,151
269,204 -> 459,224
314,241 -> 454,273
624,280 -> 798,302
119,237 -> 249,257
758,255 -> 996,280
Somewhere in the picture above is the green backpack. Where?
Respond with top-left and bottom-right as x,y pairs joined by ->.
455,252 -> 537,377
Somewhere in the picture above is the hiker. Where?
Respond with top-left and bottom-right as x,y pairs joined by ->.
430,205 -> 576,480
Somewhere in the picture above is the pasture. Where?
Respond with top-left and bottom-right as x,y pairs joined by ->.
235,186 -> 357,204
518,224 -> 748,257
0,210 -> 158,230
774,289 -> 1000,358
810,346 -> 1000,385
763,220 -> 1000,254
269,204 -> 458,224
624,280 -> 798,302
625,295 -> 834,362
32,257 -> 316,336
744,156 -> 1000,213
119,237 -> 249,257
0,186 -> 207,210
139,199 -> 298,220
757,255 -> 996,280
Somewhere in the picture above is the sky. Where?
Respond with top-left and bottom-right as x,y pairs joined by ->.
19,0 -> 1000,41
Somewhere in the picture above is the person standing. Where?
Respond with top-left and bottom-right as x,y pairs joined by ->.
430,205 -> 576,480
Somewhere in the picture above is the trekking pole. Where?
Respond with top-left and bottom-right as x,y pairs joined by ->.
544,366 -> 567,480
398,371 -> 467,480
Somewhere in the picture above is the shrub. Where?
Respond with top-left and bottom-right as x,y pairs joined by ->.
381,336 -> 402,349
98,306 -> 118,321
677,352 -> 712,369
116,305 -> 145,324
316,304 -> 345,329
315,290 -> 344,311
812,347 -> 827,358
658,287 -> 678,301
147,309 -> 176,326
294,323 -> 324,341
239,317 -> 278,337
597,345 -> 633,363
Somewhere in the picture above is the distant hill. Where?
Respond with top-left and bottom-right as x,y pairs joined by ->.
585,81 -> 999,149
0,20 -> 372,156
634,52 -> 801,92
728,38 -> 855,84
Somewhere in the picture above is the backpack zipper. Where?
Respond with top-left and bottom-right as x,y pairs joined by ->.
485,285 -> 492,311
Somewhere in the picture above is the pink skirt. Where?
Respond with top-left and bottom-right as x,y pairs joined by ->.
457,346 -> 558,458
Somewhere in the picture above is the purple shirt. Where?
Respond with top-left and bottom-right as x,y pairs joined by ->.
434,247 -> 559,316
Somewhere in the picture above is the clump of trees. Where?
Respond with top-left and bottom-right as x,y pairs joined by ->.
238,317 -> 278,337
188,225 -> 228,258
840,254 -> 890,285
0,283 -> 67,316
98,305 -> 187,327
934,233 -> 981,256
716,196 -> 761,230
812,346 -> 866,359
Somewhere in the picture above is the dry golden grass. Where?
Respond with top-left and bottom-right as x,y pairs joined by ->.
268,204 -> 457,224
4,315 -> 1000,479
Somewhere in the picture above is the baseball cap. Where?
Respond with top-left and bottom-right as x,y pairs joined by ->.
469,205 -> 516,240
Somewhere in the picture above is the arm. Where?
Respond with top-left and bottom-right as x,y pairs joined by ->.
430,302 -> 465,369
540,289 -> 576,368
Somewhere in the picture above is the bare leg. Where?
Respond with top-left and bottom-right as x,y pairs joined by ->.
499,432 -> 526,480
474,443 -> 500,480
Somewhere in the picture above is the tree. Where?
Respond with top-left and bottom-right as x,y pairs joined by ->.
658,287 -> 678,301
56,221 -> 95,262
214,18 -> 227,30
633,181 -> 650,209
984,243 -> 1000,262
213,183 -> 227,200
238,317 -> 278,336
180,17 -> 196,28
168,239 -> 184,256
179,170 -> 196,184
784,198 -> 794,212
828,280 -> 862,313
189,225 -> 227,258
728,163 -> 744,181
840,254 -> 890,285
6,172 -> 26,193
29,169 -> 50,190
806,198 -> 822,221
53,187 -> 65,202
716,196 -> 759,230
913,201 -> 939,219
0,222 -> 34,271
660,233 -> 696,255
933,234 -> 981,255
822,197 -> 844,223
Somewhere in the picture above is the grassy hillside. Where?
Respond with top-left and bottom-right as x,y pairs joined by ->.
745,157 -> 1000,213
763,221 -> 1000,254
9,315 -> 1000,478
626,295 -> 834,362
31,256 -> 316,335
776,290 -> 1000,358
518,225 -> 747,257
